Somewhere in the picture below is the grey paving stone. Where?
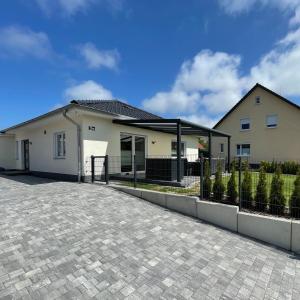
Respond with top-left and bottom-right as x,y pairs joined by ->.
0,175 -> 300,299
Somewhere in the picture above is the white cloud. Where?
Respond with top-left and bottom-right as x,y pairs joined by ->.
142,50 -> 246,126
142,26 -> 300,127
35,0 -> 94,16
218,0 -> 300,14
78,43 -> 120,70
0,26 -> 52,59
64,80 -> 113,100
179,114 -> 220,128
290,7 -> 300,26
35,0 -> 125,17
219,0 -> 300,28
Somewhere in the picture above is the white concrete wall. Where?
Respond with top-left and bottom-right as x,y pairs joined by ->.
10,112 -> 80,176
0,135 -> 16,170
81,115 -> 199,177
238,212 -> 292,250
196,200 -> 238,232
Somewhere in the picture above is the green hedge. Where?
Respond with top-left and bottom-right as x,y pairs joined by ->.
260,160 -> 300,175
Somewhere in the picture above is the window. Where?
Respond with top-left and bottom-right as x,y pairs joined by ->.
255,96 -> 261,104
54,132 -> 66,158
237,144 -> 250,156
240,118 -> 250,130
220,143 -> 224,153
16,141 -> 19,160
266,114 -> 278,128
171,141 -> 185,157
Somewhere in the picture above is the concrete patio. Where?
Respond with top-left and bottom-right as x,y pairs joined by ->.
0,175 -> 299,299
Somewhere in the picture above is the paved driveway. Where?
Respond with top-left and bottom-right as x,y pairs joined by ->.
0,175 -> 299,300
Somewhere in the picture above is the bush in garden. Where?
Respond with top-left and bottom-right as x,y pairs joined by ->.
241,162 -> 253,208
260,160 -> 300,175
269,166 -> 286,215
227,163 -> 237,204
213,161 -> 225,202
290,172 -> 300,218
254,167 -> 268,211
203,160 -> 211,199
282,161 -> 300,175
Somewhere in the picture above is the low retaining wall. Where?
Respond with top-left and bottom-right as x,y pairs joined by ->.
238,212 -> 292,250
196,200 -> 238,232
291,221 -> 300,253
111,185 -> 299,254
166,194 -> 198,218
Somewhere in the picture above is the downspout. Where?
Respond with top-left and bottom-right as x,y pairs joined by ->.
63,109 -> 82,183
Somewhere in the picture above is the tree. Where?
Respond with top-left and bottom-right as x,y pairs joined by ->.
269,166 -> 286,215
203,160 -> 211,199
213,161 -> 225,202
290,172 -> 300,218
254,167 -> 268,211
198,137 -> 208,151
241,162 -> 253,208
227,163 -> 237,204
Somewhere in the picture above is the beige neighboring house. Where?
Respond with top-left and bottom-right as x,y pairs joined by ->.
0,100 -> 229,182
212,83 -> 300,164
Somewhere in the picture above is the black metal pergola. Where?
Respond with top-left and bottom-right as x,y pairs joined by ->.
113,118 -> 231,183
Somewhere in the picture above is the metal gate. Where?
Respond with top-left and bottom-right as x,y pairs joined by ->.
91,155 -> 109,184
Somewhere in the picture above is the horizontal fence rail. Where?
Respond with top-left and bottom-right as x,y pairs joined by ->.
90,154 -> 300,220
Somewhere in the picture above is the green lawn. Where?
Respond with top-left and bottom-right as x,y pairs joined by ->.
222,172 -> 296,202
121,181 -> 200,196
120,172 -> 297,204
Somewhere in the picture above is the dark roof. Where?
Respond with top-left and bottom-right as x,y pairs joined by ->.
213,83 -> 300,129
113,119 -> 230,137
71,100 -> 162,120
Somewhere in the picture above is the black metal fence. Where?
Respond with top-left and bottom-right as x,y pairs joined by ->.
203,156 -> 300,219
90,154 -> 226,194
90,154 -> 300,219
108,154 -> 203,190
91,155 -> 109,184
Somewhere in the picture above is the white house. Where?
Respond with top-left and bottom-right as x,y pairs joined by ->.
0,100 -> 229,183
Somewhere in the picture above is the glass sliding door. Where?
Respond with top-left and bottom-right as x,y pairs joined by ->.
135,136 -> 146,171
120,134 -> 146,173
121,134 -> 133,172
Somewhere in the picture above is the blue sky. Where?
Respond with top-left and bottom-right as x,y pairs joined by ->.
1,0 -> 300,129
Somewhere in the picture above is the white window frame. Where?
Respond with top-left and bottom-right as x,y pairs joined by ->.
171,140 -> 186,157
236,144 -> 250,156
266,114 -> 278,128
54,132 -> 66,159
240,118 -> 251,131
16,141 -> 19,160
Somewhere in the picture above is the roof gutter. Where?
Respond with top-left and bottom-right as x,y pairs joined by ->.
63,109 -> 82,183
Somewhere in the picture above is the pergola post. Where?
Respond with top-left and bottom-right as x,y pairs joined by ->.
177,120 -> 182,183
227,136 -> 231,172
208,132 -> 212,169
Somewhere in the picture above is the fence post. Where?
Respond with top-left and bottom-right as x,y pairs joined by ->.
105,155 -> 109,185
200,154 -> 204,200
91,155 -> 95,183
133,154 -> 137,188
238,156 -> 242,210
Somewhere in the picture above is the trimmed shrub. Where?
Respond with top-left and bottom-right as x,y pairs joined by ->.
260,160 -> 300,175
203,160 -> 211,199
241,162 -> 253,208
227,164 -> 237,204
269,166 -> 286,215
213,161 -> 225,202
290,172 -> 300,218
254,167 -> 268,212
